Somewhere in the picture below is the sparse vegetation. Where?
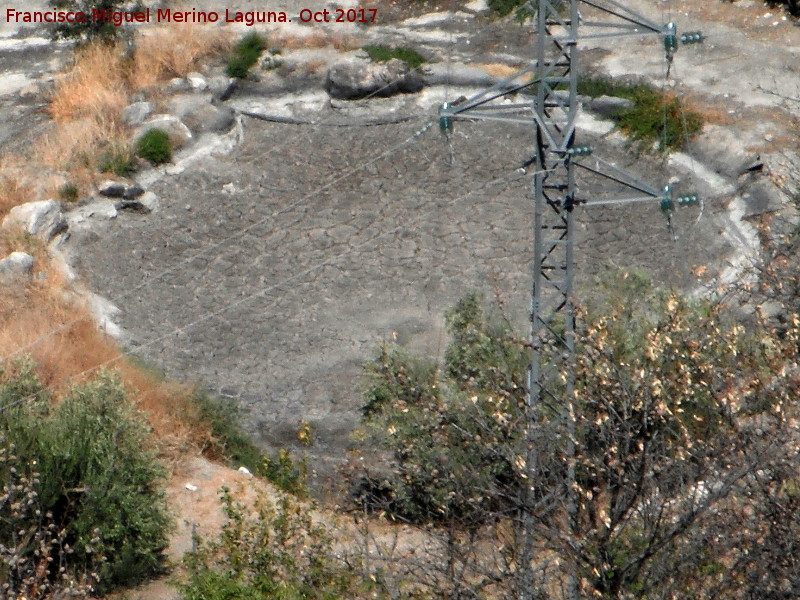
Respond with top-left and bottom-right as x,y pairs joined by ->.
190,391 -> 309,497
135,128 -> 172,165
58,182 -> 80,203
182,488 -> 363,600
98,144 -> 136,175
578,75 -> 703,150
362,45 -> 426,70
226,33 -> 267,79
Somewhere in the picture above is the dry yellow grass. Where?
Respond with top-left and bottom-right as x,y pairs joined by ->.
132,23 -> 232,90
0,257 -> 211,462
49,43 -> 129,126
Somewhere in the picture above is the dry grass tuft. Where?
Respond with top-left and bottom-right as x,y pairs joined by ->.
132,23 -> 232,90
49,43 -> 129,126
0,169 -> 33,219
0,263 -> 211,464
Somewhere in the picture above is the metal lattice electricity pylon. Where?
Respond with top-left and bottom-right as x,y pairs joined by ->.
439,1 -> 702,596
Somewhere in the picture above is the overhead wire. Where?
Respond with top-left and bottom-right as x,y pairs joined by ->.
1,156 -> 529,414
1,115 -> 434,364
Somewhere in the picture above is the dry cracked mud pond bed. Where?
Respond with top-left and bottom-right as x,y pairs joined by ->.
2,0 -> 799,483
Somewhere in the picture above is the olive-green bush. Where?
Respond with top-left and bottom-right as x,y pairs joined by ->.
0,360 -> 171,593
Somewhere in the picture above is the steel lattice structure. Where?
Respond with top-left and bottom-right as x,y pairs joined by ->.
439,2 -> 701,596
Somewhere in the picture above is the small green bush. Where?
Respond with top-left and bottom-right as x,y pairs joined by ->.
135,128 -> 172,164
59,182 -> 80,203
98,145 -> 136,176
226,33 -> 267,79
190,391 -> 308,497
577,75 -> 703,150
0,361 -> 171,592
362,45 -> 426,70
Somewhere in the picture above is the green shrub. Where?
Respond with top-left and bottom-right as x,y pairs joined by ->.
182,488 -> 361,600
59,182 -> 80,203
0,361 -> 171,592
98,145 -> 136,176
226,33 -> 267,79
190,391 -> 307,497
135,128 -> 172,164
362,45 -> 426,70
577,75 -> 703,150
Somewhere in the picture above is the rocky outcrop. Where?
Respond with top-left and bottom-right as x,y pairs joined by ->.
2,200 -> 67,242
134,115 -> 193,146
123,101 -> 154,127
98,180 -> 144,200
325,59 -> 424,100
0,251 -> 35,281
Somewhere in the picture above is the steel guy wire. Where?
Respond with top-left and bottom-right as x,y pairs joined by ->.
1,118 -> 436,363
0,161 -> 529,413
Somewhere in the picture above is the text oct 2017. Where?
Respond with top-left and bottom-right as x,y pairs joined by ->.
298,7 -> 377,22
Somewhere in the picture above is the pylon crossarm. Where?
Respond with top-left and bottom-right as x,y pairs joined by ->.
577,0 -> 663,32
573,157 -> 659,196
446,66 -> 540,115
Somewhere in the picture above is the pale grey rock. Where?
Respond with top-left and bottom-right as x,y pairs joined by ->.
139,191 -> 160,212
208,75 -> 237,101
0,251 -> 35,281
134,115 -> 193,146
98,180 -> 144,199
588,95 -> 635,118
2,200 -> 67,242
690,125 -> 763,179
187,72 -> 208,91
122,101 -> 153,126
741,178 -> 786,218
325,59 -> 424,100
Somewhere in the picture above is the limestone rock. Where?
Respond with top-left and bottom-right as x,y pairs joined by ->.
208,75 -> 237,101
122,101 -> 153,127
187,72 -> 208,91
325,59 -> 424,100
0,251 -> 35,281
2,200 -> 67,242
98,180 -> 144,199
588,95 -> 635,119
183,104 -> 236,134
134,115 -> 192,146
690,125 -> 762,179
741,177 -> 786,218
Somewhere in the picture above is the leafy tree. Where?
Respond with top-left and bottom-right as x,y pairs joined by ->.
354,280 -> 800,599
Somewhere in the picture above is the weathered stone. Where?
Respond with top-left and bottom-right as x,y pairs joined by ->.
114,200 -> 151,214
134,115 -> 193,146
167,77 -> 191,92
122,101 -> 153,127
0,251 -> 35,280
423,62 -> 497,87
182,104 -> 237,134
325,59 -> 424,100
67,199 -> 118,228
97,180 -> 144,200
208,75 -> 237,101
689,125 -> 763,179
758,300 -> 785,321
97,180 -> 127,198
741,177 -> 786,218
139,191 -> 160,212
588,95 -> 635,118
2,200 -> 67,242
187,72 -> 208,91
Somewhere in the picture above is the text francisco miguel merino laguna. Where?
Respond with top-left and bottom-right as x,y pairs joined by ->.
6,7 -> 297,26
